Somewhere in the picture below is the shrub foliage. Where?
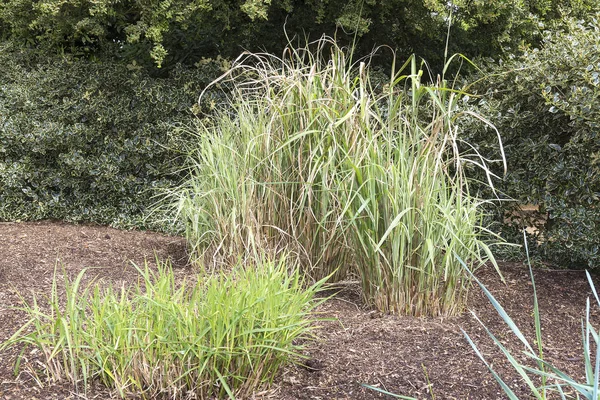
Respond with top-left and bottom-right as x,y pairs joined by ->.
0,41 -> 223,228
1,0 -> 598,69
465,17 -> 600,268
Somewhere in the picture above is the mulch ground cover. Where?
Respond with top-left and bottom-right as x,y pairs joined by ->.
1,221 -> 598,399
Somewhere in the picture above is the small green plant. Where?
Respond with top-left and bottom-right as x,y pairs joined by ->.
462,232 -> 600,399
1,258 -> 326,399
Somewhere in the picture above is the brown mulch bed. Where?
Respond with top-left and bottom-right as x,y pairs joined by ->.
0,221 -> 597,399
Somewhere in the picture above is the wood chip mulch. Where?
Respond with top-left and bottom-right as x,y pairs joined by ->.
1,221 -> 597,399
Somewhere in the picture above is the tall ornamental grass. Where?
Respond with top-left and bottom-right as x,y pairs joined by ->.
342,58 -> 497,314
173,39 -> 359,280
1,258 -> 325,399
172,38 -> 504,315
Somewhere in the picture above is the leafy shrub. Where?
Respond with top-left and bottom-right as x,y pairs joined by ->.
464,17 -> 600,268
1,0 -> 598,71
0,258 -> 325,399
171,38 -> 504,316
0,41 -> 224,229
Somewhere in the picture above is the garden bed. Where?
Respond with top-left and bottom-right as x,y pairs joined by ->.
0,221 -> 596,399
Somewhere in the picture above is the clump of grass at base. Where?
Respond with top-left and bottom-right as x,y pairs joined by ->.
171,37 -> 504,316
1,258 -> 325,399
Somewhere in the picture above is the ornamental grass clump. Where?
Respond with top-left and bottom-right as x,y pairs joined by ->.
173,37 -> 504,316
1,258 -> 325,399
341,56 -> 505,315
172,38 -> 360,280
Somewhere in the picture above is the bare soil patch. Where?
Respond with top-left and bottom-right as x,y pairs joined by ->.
0,221 -> 597,399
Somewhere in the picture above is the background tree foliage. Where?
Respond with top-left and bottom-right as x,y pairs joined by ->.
1,0 -> 598,70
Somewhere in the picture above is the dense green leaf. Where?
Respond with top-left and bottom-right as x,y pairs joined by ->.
0,40 -> 224,229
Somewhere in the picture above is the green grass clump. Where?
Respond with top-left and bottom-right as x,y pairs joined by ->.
341,57 -> 501,315
171,37 -> 504,316
172,39 -> 358,280
1,258 -> 325,399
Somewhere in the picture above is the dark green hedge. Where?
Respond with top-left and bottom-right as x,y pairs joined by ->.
1,0 -> 599,72
0,41 -> 224,229
464,17 -> 600,268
